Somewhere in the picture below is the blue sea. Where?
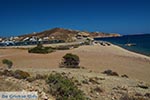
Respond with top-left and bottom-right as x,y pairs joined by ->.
94,34 -> 150,56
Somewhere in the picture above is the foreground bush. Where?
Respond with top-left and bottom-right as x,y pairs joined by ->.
60,53 -> 80,68
28,44 -> 54,54
13,70 -> 30,79
46,73 -> 86,100
0,69 -> 30,79
2,59 -> 13,69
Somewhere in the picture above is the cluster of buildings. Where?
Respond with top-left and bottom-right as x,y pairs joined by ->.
0,31 -> 94,46
0,36 -> 18,46
0,36 -> 65,46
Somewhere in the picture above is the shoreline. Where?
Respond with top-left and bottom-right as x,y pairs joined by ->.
94,35 -> 150,57
111,44 -> 150,60
115,44 -> 150,57
94,40 -> 150,59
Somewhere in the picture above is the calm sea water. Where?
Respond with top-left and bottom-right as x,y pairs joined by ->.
94,34 -> 150,56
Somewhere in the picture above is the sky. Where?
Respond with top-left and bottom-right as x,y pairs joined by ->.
0,0 -> 150,37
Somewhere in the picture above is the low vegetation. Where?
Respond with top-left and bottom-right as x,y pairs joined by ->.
0,69 -> 30,79
13,70 -> 30,79
28,43 -> 80,54
102,69 -> 119,76
0,78 -> 22,91
60,53 -> 80,68
2,59 -> 13,69
54,44 -> 80,50
28,43 -> 54,54
46,73 -> 86,100
27,73 -> 48,82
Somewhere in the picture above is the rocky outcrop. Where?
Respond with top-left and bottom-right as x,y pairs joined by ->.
91,32 -> 121,38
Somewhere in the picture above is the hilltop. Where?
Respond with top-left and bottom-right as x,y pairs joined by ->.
16,28 -> 121,42
18,28 -> 79,42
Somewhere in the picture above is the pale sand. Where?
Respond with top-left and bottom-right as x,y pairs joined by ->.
0,45 -> 150,83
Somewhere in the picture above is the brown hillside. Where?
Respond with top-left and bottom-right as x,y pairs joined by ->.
18,28 -> 120,42
19,28 -> 79,42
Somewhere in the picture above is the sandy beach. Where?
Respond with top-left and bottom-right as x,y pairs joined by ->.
0,44 -> 150,83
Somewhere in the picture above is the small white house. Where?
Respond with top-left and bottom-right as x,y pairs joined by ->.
23,37 -> 30,41
43,37 -> 49,40
29,36 -> 37,41
0,38 -> 2,41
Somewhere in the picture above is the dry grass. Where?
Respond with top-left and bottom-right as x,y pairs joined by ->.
0,78 -> 22,91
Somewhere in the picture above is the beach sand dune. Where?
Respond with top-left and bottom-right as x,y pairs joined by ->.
0,45 -> 150,83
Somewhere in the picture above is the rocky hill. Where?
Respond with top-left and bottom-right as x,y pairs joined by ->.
18,28 -> 121,42
19,28 -> 78,42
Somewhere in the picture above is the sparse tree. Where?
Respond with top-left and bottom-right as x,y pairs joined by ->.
60,53 -> 80,68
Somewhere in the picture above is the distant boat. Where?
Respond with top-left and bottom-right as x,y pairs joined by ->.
125,43 -> 136,46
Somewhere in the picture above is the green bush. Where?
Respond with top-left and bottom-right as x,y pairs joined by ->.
55,46 -> 70,50
60,53 -> 80,68
13,70 -> 30,79
54,44 -> 80,50
0,69 -> 30,80
2,59 -> 13,69
46,73 -> 86,100
28,44 -> 54,54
